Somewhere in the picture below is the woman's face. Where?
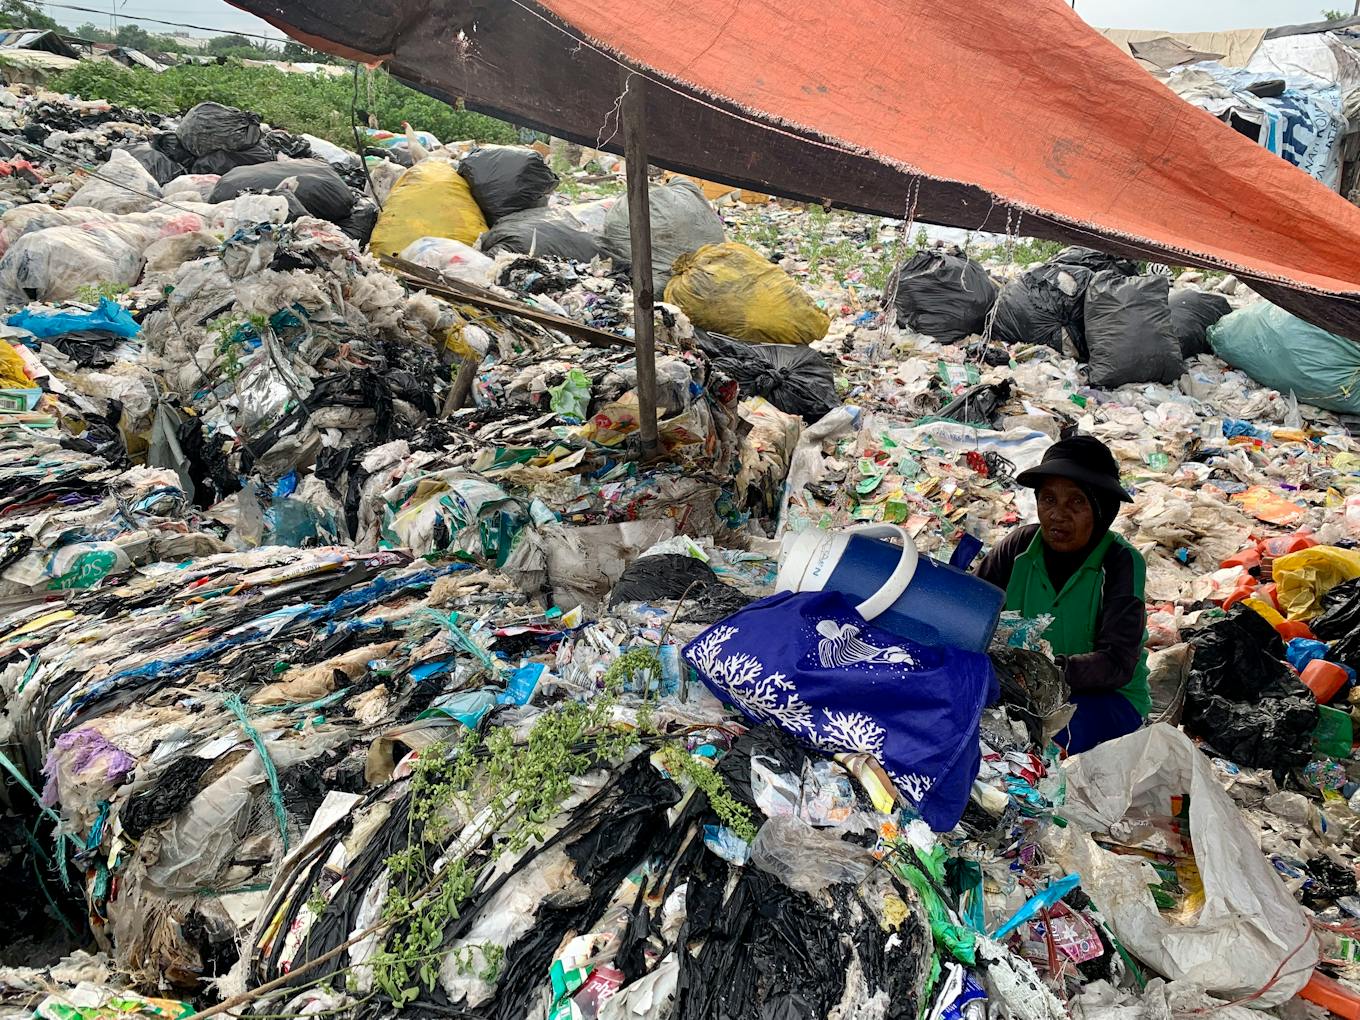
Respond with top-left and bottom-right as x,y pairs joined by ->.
1037,477 -> 1094,553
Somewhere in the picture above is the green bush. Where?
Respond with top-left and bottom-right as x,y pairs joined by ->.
48,61 -> 519,148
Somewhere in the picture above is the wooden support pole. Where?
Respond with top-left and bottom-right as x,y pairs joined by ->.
443,355 -> 480,417
620,68 -> 660,456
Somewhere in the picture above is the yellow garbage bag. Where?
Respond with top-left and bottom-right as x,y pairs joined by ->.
1274,546 -> 1360,620
369,160 -> 488,260
0,340 -> 29,389
664,242 -> 830,345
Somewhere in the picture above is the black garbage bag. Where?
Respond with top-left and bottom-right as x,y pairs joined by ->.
1083,272 -> 1185,387
1182,608 -> 1318,769
935,380 -> 1012,426
209,161 -> 355,223
1049,245 -> 1139,276
480,207 -> 600,262
191,143 -> 275,176
150,130 -> 194,168
120,142 -> 184,186
693,329 -> 839,422
335,197 -> 378,245
608,553 -> 752,619
1169,289 -> 1232,358
1310,578 -> 1360,673
264,128 -> 311,159
176,101 -> 262,157
884,250 -> 997,343
992,262 -> 1094,356
458,146 -> 558,223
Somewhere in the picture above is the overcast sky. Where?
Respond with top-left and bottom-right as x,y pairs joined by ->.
33,0 -> 1351,41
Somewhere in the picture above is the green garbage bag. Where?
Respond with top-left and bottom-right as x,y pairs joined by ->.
1208,302 -> 1360,415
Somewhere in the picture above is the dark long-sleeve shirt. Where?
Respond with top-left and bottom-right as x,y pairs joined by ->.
977,524 -> 1148,696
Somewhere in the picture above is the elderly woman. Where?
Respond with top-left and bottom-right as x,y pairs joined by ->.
977,435 -> 1149,754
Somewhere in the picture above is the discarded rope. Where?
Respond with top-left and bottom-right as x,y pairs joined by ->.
224,693 -> 290,853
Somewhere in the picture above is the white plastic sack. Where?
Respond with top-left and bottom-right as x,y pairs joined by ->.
67,149 -> 163,215
301,134 -> 356,164
0,225 -> 142,304
0,203 -> 114,255
399,235 -> 496,286
1047,724 -> 1316,1005
163,173 -> 221,198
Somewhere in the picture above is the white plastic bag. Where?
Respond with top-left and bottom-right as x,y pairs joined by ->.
1047,724 -> 1316,1005
67,149 -> 163,215
399,235 -> 496,286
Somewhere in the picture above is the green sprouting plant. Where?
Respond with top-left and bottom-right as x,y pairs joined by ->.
975,237 -> 1065,266
658,743 -> 757,842
451,942 -> 505,982
209,315 -> 253,380
603,647 -> 662,691
369,676 -> 635,1007
74,282 -> 130,304
305,889 -> 328,918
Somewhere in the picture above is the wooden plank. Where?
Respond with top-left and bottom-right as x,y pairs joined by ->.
620,68 -> 660,455
381,255 -> 634,351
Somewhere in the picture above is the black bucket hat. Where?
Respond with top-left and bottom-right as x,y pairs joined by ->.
1015,434 -> 1132,503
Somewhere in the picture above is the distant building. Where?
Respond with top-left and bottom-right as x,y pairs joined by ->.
164,32 -> 208,51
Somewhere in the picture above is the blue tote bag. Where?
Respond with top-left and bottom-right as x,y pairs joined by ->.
683,590 -> 998,831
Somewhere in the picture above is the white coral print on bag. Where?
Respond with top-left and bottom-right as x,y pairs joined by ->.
688,618 -> 932,799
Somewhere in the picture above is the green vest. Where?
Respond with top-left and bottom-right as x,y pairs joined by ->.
1003,530 -> 1151,717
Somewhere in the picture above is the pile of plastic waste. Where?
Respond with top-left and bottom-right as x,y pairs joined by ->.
4,81 -> 1360,1020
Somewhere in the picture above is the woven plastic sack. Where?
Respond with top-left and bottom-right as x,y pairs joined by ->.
665,242 -> 830,345
1049,724 -> 1316,1006
1209,301 -> 1360,415
600,178 -> 724,293
369,160 -> 488,258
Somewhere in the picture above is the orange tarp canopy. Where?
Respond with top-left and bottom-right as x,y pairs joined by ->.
231,0 -> 1360,337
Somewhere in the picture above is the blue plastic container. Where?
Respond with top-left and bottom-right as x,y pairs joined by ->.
777,525 -> 1005,652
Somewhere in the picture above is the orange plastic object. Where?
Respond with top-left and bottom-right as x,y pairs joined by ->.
1220,576 -> 1260,610
1261,533 -> 1318,557
1222,547 -> 1261,571
1258,582 -> 1281,611
1276,620 -> 1316,642
1302,660 -> 1348,703
1299,972 -> 1360,1020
